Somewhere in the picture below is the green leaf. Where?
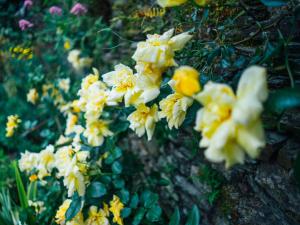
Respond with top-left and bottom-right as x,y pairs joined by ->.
118,189 -> 130,204
169,207 -> 180,225
105,147 -> 122,165
129,193 -> 139,209
86,182 -> 107,198
121,207 -> 132,218
112,161 -> 123,174
113,178 -> 125,189
260,0 -> 287,7
144,193 -> 158,209
146,204 -> 162,222
185,205 -> 200,225
27,180 -> 37,200
132,208 -> 146,225
13,161 -> 28,208
65,192 -> 82,221
140,190 -> 151,205
266,88 -> 300,114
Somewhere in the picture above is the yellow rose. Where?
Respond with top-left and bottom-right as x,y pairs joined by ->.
5,115 -> 21,137
27,88 -> 39,104
171,66 -> 201,97
157,0 -> 187,7
159,92 -> 193,129
194,0 -> 208,6
127,104 -> 159,140
194,66 -> 268,168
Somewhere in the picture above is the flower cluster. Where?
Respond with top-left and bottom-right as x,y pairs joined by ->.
6,115 -> 21,137
55,195 -> 124,225
67,49 -> 93,71
9,45 -> 33,60
194,66 -> 268,168
27,88 -> 39,104
157,0 -> 209,7
18,1 -> 87,31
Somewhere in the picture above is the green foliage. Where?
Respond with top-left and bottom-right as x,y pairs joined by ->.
260,0 -> 288,7
197,165 -> 225,205
266,88 -> 300,115
65,192 -> 82,222
13,161 -> 28,209
168,207 -> 180,225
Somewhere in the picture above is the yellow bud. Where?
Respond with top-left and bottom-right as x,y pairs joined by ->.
172,66 -> 201,96
194,0 -> 209,6
71,100 -> 81,113
29,174 -> 38,182
64,40 -> 71,50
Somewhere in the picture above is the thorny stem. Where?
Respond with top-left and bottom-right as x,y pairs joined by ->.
21,119 -> 49,137
278,29 -> 295,88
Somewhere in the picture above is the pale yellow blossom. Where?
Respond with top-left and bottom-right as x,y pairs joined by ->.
37,145 -> 55,179
85,206 -> 109,225
27,88 -> 39,104
132,29 -> 192,68
159,92 -> 193,129
109,195 -> 124,225
19,151 -> 39,173
194,66 -> 268,168
63,157 -> 86,197
103,64 -> 140,106
5,115 -> 21,137
65,113 -> 78,135
67,49 -> 93,71
127,104 -> 159,140
55,200 -> 84,225
83,120 -> 113,147
157,0 -> 187,7
58,78 -> 71,93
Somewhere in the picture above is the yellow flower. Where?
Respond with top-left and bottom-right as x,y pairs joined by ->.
77,69 -> 112,119
29,174 -> 38,182
83,120 -> 113,147
171,66 -> 201,97
194,0 -> 209,6
80,68 -> 100,91
135,62 -> 163,103
55,199 -> 71,224
65,113 -> 78,135
19,151 -> 38,172
55,200 -> 84,225
194,66 -> 268,168
71,100 -> 81,113
64,40 -> 71,50
5,115 -> 21,137
127,104 -> 159,140
159,92 -> 193,129
58,78 -> 71,93
103,64 -> 139,106
109,195 -> 124,225
132,29 -> 192,68
85,206 -> 109,225
37,145 -> 55,179
54,146 -> 73,178
63,157 -> 86,197
157,0 -> 188,8
67,49 -> 93,71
